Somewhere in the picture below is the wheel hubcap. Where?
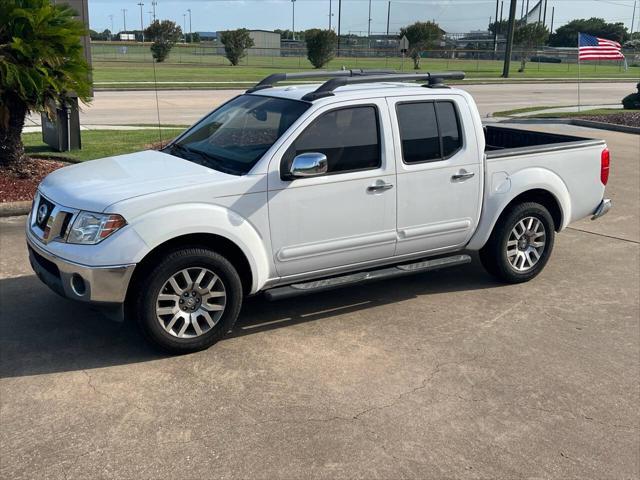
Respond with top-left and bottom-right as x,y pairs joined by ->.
156,267 -> 227,339
506,216 -> 546,272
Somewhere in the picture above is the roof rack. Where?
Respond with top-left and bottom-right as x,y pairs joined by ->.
246,69 -> 397,94
300,71 -> 465,101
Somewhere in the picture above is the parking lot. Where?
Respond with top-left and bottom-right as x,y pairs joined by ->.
1,124 -> 638,479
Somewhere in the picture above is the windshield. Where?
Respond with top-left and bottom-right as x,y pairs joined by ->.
165,94 -> 309,175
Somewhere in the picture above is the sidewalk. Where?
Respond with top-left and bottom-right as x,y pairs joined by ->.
508,103 -> 622,117
22,124 -> 184,134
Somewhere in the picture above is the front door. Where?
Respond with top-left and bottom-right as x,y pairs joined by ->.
387,95 -> 483,256
267,100 -> 397,278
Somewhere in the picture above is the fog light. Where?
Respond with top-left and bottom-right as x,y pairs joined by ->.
71,274 -> 87,296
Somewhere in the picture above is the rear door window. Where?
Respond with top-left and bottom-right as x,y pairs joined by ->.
435,101 -> 462,157
396,100 -> 463,164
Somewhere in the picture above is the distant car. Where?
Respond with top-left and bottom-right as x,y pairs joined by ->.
27,70 -> 612,353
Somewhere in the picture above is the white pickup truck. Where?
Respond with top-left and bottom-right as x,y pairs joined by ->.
27,70 -> 611,353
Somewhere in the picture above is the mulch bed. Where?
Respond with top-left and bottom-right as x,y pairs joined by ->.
0,158 -> 68,203
575,111 -> 640,128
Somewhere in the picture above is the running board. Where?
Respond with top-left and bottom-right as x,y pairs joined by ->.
264,254 -> 471,301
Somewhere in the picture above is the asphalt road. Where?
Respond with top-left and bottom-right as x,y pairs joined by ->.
25,82 -> 636,127
1,124 -> 638,479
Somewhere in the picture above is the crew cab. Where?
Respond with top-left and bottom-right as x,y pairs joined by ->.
26,70 -> 612,353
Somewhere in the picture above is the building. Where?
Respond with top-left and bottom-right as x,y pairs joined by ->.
247,30 -> 281,56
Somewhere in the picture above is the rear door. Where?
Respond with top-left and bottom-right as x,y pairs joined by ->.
387,95 -> 483,256
267,99 -> 397,278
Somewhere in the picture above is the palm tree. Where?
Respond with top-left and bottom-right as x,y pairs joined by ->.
0,0 -> 92,169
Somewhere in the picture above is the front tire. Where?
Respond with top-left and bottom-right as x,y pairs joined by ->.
479,202 -> 555,284
132,247 -> 243,354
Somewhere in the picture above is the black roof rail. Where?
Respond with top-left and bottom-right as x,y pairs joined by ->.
300,71 -> 466,101
246,69 -> 397,93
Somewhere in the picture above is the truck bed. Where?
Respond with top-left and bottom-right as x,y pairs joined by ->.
484,125 -> 604,159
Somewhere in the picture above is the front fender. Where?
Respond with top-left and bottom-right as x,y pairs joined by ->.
467,167 -> 571,251
129,203 -> 271,294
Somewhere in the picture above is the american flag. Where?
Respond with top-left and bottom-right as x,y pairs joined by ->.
578,33 -> 625,61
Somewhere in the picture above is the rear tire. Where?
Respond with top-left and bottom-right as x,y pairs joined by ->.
479,202 -> 555,284
132,247 -> 243,354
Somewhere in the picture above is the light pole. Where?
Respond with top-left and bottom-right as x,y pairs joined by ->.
386,1 -> 391,36
108,14 -> 114,40
187,8 -> 192,41
367,0 -> 372,38
122,8 -> 127,31
291,0 -> 296,41
182,13 -> 187,42
137,2 -> 144,42
329,0 -> 332,30
151,0 -> 157,21
148,10 -> 153,24
337,0 -> 342,54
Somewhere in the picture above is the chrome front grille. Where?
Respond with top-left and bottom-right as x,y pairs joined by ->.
30,192 -> 78,244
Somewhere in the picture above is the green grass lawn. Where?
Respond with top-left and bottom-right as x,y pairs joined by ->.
529,108 -> 634,118
90,43 -> 639,88
23,128 -> 186,162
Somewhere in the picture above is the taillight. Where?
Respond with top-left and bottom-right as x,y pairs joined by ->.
601,148 -> 610,186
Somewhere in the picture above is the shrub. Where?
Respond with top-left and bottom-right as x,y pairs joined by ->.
305,29 -> 338,69
220,29 -> 254,66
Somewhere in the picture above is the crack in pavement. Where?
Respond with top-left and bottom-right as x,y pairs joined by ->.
566,226 -> 639,245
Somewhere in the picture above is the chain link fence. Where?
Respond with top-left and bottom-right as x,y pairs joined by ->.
90,42 -> 638,74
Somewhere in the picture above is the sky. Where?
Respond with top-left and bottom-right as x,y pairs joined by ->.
88,0 -> 639,36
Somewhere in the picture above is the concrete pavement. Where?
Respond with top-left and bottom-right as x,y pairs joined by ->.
1,125 -> 638,479
26,82 -> 636,127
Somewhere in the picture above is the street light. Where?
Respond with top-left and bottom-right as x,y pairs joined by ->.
108,14 -> 114,40
122,8 -> 127,31
291,0 -> 296,41
182,13 -> 187,42
151,0 -> 157,21
137,2 -> 144,43
187,8 -> 192,41
367,0 -> 372,38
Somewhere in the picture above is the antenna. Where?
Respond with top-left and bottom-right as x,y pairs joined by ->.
150,45 -> 163,147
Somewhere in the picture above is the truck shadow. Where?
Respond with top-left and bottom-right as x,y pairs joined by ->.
0,255 -> 501,378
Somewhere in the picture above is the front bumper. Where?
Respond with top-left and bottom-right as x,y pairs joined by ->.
591,198 -> 612,221
27,234 -> 135,304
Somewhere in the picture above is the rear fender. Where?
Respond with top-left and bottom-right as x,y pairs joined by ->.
467,167 -> 571,251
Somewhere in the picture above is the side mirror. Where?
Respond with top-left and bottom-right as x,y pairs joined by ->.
289,152 -> 328,178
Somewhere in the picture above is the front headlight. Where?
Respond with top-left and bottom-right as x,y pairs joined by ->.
67,211 -> 127,245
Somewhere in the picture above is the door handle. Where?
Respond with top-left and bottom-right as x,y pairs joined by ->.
367,182 -> 394,193
451,169 -> 475,182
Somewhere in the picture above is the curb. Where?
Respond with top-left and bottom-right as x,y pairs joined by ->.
568,119 -> 640,135
497,117 -> 640,134
0,201 -> 31,218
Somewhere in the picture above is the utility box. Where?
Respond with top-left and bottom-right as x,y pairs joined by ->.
41,99 -> 81,152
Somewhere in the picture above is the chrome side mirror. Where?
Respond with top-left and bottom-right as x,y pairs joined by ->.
289,152 -> 328,178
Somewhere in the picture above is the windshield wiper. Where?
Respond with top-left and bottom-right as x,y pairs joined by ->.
168,143 -> 241,176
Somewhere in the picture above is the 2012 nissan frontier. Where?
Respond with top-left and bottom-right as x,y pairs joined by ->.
27,70 -> 612,353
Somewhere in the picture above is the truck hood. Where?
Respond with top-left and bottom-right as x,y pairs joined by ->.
39,150 -> 238,212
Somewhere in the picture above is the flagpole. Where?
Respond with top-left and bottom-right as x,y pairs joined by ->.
577,33 -> 581,112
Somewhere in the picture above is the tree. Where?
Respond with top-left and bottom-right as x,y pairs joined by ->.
220,29 -> 254,66
185,32 -> 200,43
549,18 -> 628,47
144,20 -> 181,62
514,23 -> 549,72
0,0 -> 91,168
488,19 -> 516,36
305,29 -> 337,68
398,22 -> 443,69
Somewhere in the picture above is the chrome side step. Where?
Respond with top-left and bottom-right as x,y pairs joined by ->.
264,254 -> 471,301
